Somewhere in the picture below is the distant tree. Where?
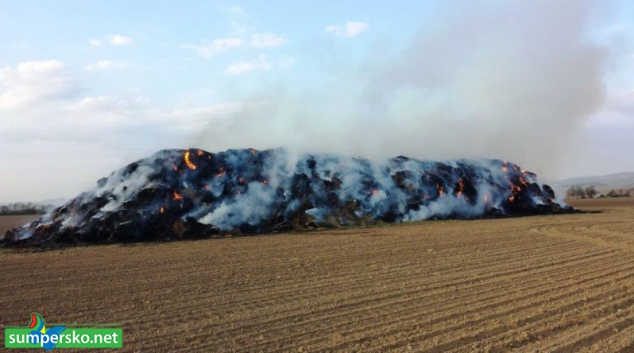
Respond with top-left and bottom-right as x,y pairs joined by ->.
566,187 -> 575,199
584,186 -> 598,199
566,187 -> 577,199
0,202 -> 50,215
607,189 -> 619,198
566,186 -> 586,199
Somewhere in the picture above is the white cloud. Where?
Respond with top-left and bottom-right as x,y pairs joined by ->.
107,34 -> 134,46
224,6 -> 247,17
325,21 -> 369,38
225,55 -> 273,75
0,60 -> 76,111
344,22 -> 369,37
182,38 -> 244,58
249,33 -> 287,48
88,39 -> 102,47
63,95 -> 153,131
182,32 -> 287,58
325,25 -> 340,33
84,60 -> 127,71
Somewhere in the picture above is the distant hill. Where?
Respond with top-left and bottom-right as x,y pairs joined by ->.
549,172 -> 634,195
38,198 -> 68,207
0,198 -> 68,208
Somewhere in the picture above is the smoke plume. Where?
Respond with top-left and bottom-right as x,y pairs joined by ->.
196,0 -> 607,178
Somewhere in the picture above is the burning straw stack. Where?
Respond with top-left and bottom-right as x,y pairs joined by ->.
2,148 -> 574,247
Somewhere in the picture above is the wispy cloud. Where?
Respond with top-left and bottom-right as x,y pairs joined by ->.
249,33 -> 287,48
182,38 -> 244,58
89,35 -> 134,47
325,21 -> 369,38
183,33 -> 287,58
225,55 -> 273,75
107,34 -> 134,46
84,60 -> 127,71
224,6 -> 247,17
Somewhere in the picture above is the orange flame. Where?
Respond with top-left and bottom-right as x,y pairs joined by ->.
456,179 -> 465,199
173,190 -> 183,201
518,177 -> 527,186
260,179 -> 268,186
508,182 -> 521,203
196,150 -> 204,156
159,207 -> 165,213
511,183 -> 521,193
184,150 -> 197,170
437,183 -> 445,196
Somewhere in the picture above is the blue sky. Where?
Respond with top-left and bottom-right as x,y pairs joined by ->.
1,0 -> 633,202
0,1 -> 430,102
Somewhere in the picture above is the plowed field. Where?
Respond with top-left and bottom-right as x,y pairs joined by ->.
2,198 -> 634,352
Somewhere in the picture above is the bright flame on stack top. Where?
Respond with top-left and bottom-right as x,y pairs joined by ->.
173,190 -> 183,201
184,150 -> 197,170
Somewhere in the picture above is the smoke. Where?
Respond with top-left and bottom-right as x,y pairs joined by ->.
196,0 -> 607,178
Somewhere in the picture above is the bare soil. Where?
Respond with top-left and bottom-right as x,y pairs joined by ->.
2,198 -> 634,352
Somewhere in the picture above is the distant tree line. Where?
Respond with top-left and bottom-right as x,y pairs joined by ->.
606,188 -> 633,198
566,186 -> 633,199
0,203 -> 52,215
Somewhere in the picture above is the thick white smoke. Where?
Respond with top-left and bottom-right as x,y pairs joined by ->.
196,0 -> 608,178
